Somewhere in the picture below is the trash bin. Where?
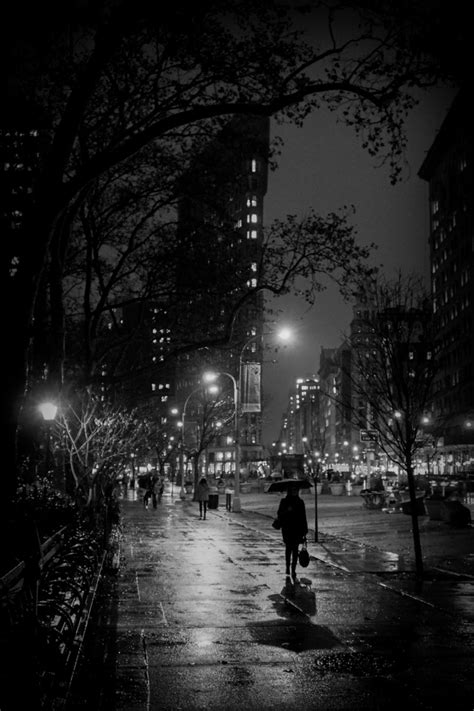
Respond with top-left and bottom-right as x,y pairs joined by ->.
441,500 -> 472,527
208,493 -> 219,509
401,495 -> 426,516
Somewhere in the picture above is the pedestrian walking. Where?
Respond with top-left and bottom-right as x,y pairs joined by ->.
275,483 -> 308,582
151,482 -> 158,509
158,479 -> 164,503
196,477 -> 210,520
144,486 -> 152,509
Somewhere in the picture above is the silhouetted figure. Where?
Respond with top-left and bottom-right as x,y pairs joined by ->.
196,477 -> 210,520
158,480 -> 164,503
144,487 -> 152,509
275,484 -> 308,582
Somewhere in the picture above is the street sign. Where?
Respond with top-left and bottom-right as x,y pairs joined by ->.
360,429 -> 379,442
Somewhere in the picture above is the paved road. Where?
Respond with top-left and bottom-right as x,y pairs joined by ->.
240,488 -> 474,574
65,489 -> 474,710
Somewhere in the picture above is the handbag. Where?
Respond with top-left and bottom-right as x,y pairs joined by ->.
298,539 -> 309,567
272,517 -> 281,530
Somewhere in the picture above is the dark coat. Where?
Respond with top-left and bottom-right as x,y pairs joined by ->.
277,494 -> 308,545
196,480 -> 210,502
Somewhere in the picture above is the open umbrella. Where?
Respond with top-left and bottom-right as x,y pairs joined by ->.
267,478 -> 313,493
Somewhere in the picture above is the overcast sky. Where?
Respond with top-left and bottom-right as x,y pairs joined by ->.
261,85 -> 457,444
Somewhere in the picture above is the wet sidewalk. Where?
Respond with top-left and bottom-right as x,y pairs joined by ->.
239,488 -> 474,574
64,488 -> 474,710
238,490 -> 474,622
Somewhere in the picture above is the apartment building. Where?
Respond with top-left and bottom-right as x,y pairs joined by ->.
175,115 -> 270,478
419,87 -> 474,470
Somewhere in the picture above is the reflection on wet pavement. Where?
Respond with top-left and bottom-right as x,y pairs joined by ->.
248,617 -> 343,653
66,494 -> 474,711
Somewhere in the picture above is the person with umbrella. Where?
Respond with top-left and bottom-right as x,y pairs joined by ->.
273,480 -> 309,582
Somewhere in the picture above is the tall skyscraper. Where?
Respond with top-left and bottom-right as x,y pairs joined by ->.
175,115 -> 270,478
419,87 -> 474,459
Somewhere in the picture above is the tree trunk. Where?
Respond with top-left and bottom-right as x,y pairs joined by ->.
406,461 -> 424,580
2,198 -> 63,505
192,455 -> 200,501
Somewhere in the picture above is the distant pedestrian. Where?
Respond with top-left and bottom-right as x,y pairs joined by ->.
144,486 -> 152,509
151,481 -> 158,509
196,477 -> 210,520
158,479 -> 164,503
275,484 -> 308,582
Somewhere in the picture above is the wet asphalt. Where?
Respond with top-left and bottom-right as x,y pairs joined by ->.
65,487 -> 474,711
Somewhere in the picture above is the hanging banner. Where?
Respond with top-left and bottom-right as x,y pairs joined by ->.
241,362 -> 261,412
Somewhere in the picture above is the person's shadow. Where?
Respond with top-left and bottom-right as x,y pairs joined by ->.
250,579 -> 341,654
282,575 -> 316,617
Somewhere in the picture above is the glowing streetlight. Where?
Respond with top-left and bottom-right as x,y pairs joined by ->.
38,402 -> 58,422
204,369 -> 240,508
203,327 -> 294,512
38,401 -> 58,478
179,381 -> 218,498
278,327 -> 293,342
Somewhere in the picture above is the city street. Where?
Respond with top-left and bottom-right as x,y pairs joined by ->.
65,486 -> 474,710
5,11 -> 470,711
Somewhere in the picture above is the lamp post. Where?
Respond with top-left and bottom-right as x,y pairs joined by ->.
178,388 -> 203,499
203,370 -> 241,510
236,327 -> 293,507
38,401 -> 58,479
203,327 -> 293,513
313,450 -> 321,542
178,382 -> 218,499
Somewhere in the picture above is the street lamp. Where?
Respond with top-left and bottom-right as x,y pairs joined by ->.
178,381 -> 218,499
38,401 -> 58,478
312,449 -> 322,542
203,369 -> 241,509
204,327 -> 293,513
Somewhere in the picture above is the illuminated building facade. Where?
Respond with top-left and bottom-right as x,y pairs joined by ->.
419,87 -> 474,470
175,115 -> 270,478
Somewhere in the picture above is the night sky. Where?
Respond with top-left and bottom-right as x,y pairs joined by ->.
262,84 -> 458,443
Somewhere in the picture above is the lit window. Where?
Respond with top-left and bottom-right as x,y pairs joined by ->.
251,159 -> 257,172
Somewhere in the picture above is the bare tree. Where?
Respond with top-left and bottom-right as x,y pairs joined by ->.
57,390 -> 142,509
179,390 -> 234,497
344,274 -> 437,579
4,0 -> 456,501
